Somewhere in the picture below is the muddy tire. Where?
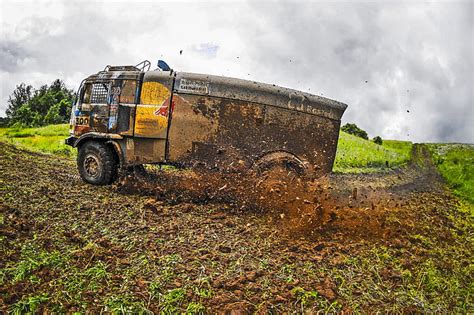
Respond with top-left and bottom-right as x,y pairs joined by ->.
77,141 -> 118,185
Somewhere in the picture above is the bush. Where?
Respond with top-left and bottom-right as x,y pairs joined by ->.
373,136 -> 383,145
341,123 -> 369,140
0,117 -> 10,127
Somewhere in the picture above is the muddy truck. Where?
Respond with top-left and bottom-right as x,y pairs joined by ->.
65,60 -> 348,185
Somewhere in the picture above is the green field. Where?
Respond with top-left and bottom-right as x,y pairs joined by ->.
428,144 -> 474,205
334,132 -> 412,173
0,124 -> 75,156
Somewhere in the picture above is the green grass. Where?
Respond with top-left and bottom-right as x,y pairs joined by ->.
0,124 -> 75,156
428,144 -> 474,205
328,245 -> 472,312
5,243 -> 68,284
9,293 -> 50,314
334,132 -> 412,173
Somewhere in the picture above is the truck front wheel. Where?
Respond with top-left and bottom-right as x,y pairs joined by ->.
77,141 -> 118,185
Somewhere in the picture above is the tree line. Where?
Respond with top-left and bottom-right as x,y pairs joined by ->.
3,79 -> 74,127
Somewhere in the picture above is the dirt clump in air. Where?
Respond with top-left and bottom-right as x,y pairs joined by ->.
113,144 -> 448,243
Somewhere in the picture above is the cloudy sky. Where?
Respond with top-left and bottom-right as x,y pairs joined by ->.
0,0 -> 472,142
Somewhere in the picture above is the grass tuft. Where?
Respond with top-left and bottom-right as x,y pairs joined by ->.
7,244 -> 67,283
9,293 -> 49,314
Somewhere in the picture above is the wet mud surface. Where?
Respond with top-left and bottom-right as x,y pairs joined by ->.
0,142 -> 472,312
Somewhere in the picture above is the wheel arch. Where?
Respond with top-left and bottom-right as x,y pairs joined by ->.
74,133 -> 124,167
252,150 -> 309,175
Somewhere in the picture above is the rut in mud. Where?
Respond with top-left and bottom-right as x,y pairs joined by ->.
0,141 -> 472,312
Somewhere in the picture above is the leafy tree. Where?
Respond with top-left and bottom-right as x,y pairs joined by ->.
341,123 -> 369,140
6,83 -> 33,119
5,79 -> 74,127
44,102 -> 64,125
11,103 -> 36,126
373,136 -> 383,145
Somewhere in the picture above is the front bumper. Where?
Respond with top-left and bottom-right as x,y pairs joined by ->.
65,136 -> 77,147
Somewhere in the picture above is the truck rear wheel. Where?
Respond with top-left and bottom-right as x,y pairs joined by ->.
77,141 -> 118,185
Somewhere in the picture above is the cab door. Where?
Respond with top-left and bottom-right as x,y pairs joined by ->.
107,80 -> 121,133
108,78 -> 139,136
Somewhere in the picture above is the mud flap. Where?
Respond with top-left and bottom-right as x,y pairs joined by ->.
65,136 -> 77,146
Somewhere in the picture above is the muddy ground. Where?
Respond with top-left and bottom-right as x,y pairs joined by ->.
0,142 -> 472,312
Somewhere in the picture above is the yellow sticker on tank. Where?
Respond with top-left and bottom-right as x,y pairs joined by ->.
140,81 -> 170,105
135,105 -> 168,137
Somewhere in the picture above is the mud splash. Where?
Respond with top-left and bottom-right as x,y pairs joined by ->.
113,161 -> 419,242
114,145 -> 448,242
